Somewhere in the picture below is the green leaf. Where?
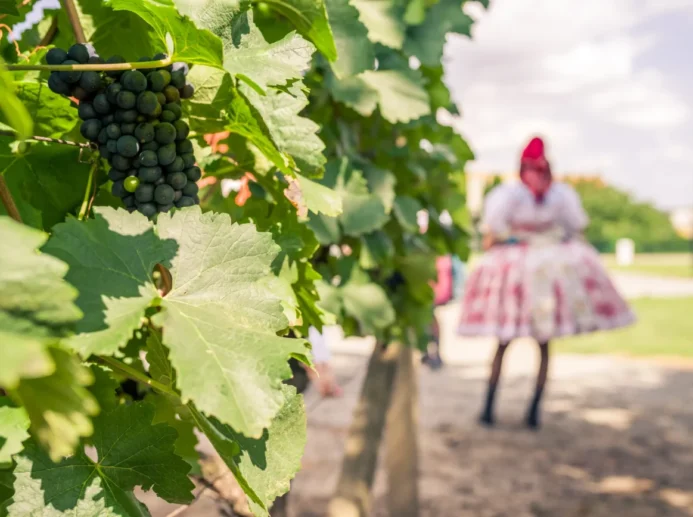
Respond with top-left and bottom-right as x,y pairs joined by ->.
324,0 -> 374,78
329,69 -> 430,123
0,60 -> 32,140
262,0 -> 336,60
87,364 -> 119,412
110,0 -> 224,67
9,402 -> 194,516
350,0 -> 405,49
393,195 -> 423,233
241,82 -> 326,177
0,399 -> 29,466
152,207 -> 310,437
341,168 -> 390,236
403,0 -> 474,66
189,386 -> 306,517
0,217 -> 81,389
13,348 -> 98,462
295,173 -> 342,216
404,0 -> 426,25
12,81 -> 79,139
307,212 -> 341,245
0,1 -> 19,16
0,140 -> 95,230
342,281 -> 395,333
42,208 -> 176,357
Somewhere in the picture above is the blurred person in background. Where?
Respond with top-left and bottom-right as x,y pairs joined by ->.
458,137 -> 635,429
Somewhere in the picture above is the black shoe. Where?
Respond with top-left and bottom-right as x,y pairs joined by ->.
422,353 -> 443,370
526,411 -> 540,430
478,411 -> 495,427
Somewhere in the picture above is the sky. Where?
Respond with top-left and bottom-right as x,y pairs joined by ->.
444,0 -> 693,210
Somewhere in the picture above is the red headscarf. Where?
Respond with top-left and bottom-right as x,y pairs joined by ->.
520,137 -> 552,203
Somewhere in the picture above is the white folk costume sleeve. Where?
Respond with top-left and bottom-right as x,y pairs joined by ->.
481,184 -> 512,239
308,326 -> 332,364
557,184 -> 589,235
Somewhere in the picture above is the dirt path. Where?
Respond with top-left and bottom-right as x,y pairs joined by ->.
289,305 -> 693,517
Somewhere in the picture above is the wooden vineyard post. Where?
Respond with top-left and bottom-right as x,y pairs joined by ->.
384,344 -> 419,517
328,342 -> 399,517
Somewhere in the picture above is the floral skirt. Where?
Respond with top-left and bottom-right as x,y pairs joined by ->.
458,240 -> 635,342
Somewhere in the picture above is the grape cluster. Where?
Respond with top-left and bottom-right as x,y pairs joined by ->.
46,43 -> 201,217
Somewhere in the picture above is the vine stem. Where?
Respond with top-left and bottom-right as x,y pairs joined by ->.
0,130 -> 95,148
78,160 -> 98,221
6,57 -> 173,72
0,175 -> 22,223
94,355 -> 179,398
61,0 -> 86,44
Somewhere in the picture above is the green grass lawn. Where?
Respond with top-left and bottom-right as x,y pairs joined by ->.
556,297 -> 693,358
601,253 -> 692,278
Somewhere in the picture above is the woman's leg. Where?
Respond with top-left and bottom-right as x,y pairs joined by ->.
526,341 -> 550,429
422,313 -> 443,369
479,341 -> 510,426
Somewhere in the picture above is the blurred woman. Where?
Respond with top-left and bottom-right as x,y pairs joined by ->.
458,137 -> 635,429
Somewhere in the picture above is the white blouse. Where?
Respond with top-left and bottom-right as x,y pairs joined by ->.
481,182 -> 588,240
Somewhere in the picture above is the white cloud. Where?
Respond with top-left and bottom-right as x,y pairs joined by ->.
446,0 -> 693,208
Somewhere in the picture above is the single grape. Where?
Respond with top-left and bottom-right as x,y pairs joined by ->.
97,128 -> 109,144
58,60 -> 81,84
176,196 -> 196,208
116,135 -> 140,158
180,83 -> 195,99
48,73 -> 71,95
136,91 -> 159,115
78,102 -> 97,120
182,182 -> 199,196
108,168 -> 126,182
157,143 -> 177,166
170,69 -> 186,89
139,166 -> 162,183
111,154 -> 132,171
154,183 -> 175,204
118,109 -> 139,123
106,55 -> 126,78
137,150 -> 158,167
121,70 -> 147,92
116,90 -> 137,110
174,190 -> 182,202
135,183 -> 155,203
99,145 -> 112,160
72,87 -> 89,101
79,71 -> 102,93
165,156 -> 184,173
173,120 -> 189,141
67,43 -> 90,64
88,56 -> 104,65
148,70 -> 170,92
177,139 -> 194,154
101,114 -> 115,125
106,82 -> 123,104
93,93 -> 111,114
163,85 -> 180,103
106,139 -> 118,154
46,47 -> 68,65
158,203 -> 174,213
124,176 -> 140,193
111,179 -> 127,198
121,122 -> 136,135
141,141 -> 159,152
149,103 -> 163,119
123,195 -> 136,208
106,123 -> 121,140
155,122 -> 176,145
181,153 -> 196,168
184,166 -> 202,182
161,110 -> 176,123
138,56 -> 152,62
167,171 -> 187,190
80,119 -> 102,141
137,202 -> 157,218
155,92 -> 167,105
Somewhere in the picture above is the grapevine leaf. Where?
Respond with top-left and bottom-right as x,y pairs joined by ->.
324,0 -> 375,78
189,386 -> 306,517
342,281 -> 396,333
0,469 -> 12,514
42,208 -> 177,357
295,173 -> 342,217
362,164 -> 396,212
13,348 -> 98,461
328,69 -> 430,123
340,169 -> 389,236
0,1 -> 19,16
360,231 -> 394,269
8,402 -> 194,517
262,0 -> 336,60
0,399 -> 29,466
0,140 -> 94,231
87,365 -> 119,412
403,0 -> 474,66
0,60 -> 32,140
109,0 -> 224,68
350,0 -> 406,49
12,81 -> 79,139
307,213 -> 341,245
0,217 -> 81,389
153,207 -> 310,437
240,82 -> 326,177
393,195 -> 423,233
404,0 -> 426,25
